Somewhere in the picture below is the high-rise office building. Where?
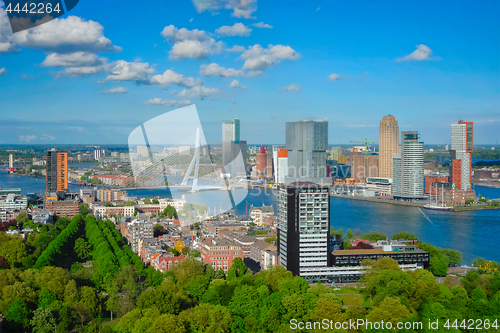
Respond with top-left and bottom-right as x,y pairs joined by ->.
392,131 -> 424,197
46,149 -> 68,193
222,118 -> 247,178
351,155 -> 379,183
277,182 -> 331,280
449,121 -> 473,190
276,148 -> 288,184
379,115 -> 399,179
256,146 -> 267,178
285,120 -> 330,184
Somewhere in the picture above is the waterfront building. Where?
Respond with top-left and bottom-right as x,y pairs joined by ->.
222,118 -> 247,178
351,155 -> 379,183
0,188 -> 21,196
379,115 -> 399,179
366,177 -> 392,195
0,194 -> 27,210
256,146 -> 267,178
276,148 -> 288,184
450,121 -> 473,191
200,238 -> 243,273
46,149 -> 68,193
285,120 -> 330,184
392,131 -> 424,198
272,145 -> 285,183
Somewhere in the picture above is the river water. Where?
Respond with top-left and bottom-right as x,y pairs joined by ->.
1,170 -> 499,264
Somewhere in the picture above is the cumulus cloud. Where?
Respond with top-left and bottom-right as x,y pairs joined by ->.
42,52 -> 106,67
161,25 -> 223,60
144,98 -> 191,107
19,135 -> 37,142
328,73 -> 342,81
22,74 -> 34,80
178,86 -> 224,100
13,16 -> 121,53
41,134 -> 55,140
149,69 -> 200,88
397,44 -> 434,62
0,8 -> 17,52
226,45 -> 246,53
103,87 -> 128,94
105,60 -> 156,82
0,67 -> 7,76
239,44 -> 300,71
199,63 -> 245,78
252,22 -> 272,29
229,79 -> 247,89
216,23 -> 252,36
56,66 -> 106,78
280,84 -> 301,92
191,0 -> 257,19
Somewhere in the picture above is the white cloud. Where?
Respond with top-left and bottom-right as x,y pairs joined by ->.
161,25 -> 223,60
328,73 -> 342,81
280,84 -> 301,92
105,60 -> 156,82
19,135 -> 37,142
200,63 -> 245,77
397,44 -> 434,62
149,69 -> 200,87
41,52 -> 106,67
239,44 -> 300,71
13,16 -> 121,53
226,45 -> 246,53
103,87 -> 128,94
22,74 -> 34,80
144,98 -> 192,107
56,65 -> 106,78
191,0 -> 257,19
0,67 -> 7,76
252,22 -> 272,29
216,23 -> 252,36
229,79 -> 247,89
189,18 -> 194,23
0,8 -> 17,52
178,86 -> 224,100
41,134 -> 56,140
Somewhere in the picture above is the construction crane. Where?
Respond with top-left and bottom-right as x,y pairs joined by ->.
350,138 -> 376,156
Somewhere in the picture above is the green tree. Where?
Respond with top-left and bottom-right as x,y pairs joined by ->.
366,296 -> 411,327
30,307 -> 56,333
362,231 -> 387,242
16,211 -> 29,224
429,257 -> 448,276
6,299 -> 31,330
346,229 -> 354,239
144,198 -> 151,204
179,303 -> 232,333
227,257 -> 251,281
104,202 -> 114,207
147,314 -> 186,333
0,237 -> 27,267
189,249 -> 201,258
64,279 -> 79,307
392,231 -> 418,240
74,238 -> 91,259
125,201 -> 136,206
152,198 -> 159,204
79,203 -> 91,217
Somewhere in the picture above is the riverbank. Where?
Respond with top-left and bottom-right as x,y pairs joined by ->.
330,194 -> 425,207
331,194 -> 500,212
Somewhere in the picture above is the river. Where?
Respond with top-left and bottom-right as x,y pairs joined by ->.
1,170 -> 499,264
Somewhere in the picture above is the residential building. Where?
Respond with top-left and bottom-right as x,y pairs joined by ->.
46,149 -> 68,192
0,194 -> 27,210
272,145 -> 285,183
152,254 -> 187,273
126,220 -> 154,253
44,199 -> 79,218
285,120 -> 330,184
351,155 -> 379,183
277,182 -> 331,281
200,238 -> 243,273
93,205 -> 135,219
425,175 -> 449,194
256,147 -> 267,178
450,121 -> 473,190
275,148 -> 288,184
379,115 -> 399,179
31,209 -> 53,224
249,204 -> 275,225
392,131 -> 424,198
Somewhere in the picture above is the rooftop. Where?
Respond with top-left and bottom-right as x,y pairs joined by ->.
332,248 -> 428,255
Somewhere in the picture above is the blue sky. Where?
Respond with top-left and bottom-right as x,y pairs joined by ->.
0,0 -> 499,145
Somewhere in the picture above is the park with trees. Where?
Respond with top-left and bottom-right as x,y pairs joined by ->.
1,219 -> 500,332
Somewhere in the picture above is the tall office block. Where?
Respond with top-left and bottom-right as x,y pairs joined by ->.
46,149 -> 68,193
393,131 -> 424,197
351,155 -> 379,183
449,122 -> 473,190
285,120 -> 330,184
222,118 -> 247,178
277,182 -> 330,279
379,115 -> 399,179
272,145 -> 285,183
276,148 -> 288,184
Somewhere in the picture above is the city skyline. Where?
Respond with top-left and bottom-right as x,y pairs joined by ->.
0,0 -> 499,145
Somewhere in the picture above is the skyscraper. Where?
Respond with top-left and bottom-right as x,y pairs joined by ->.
222,118 -> 246,178
46,149 -> 68,193
449,121 -> 473,190
277,182 -> 330,280
392,131 -> 424,197
285,120 -> 330,184
379,115 -> 399,179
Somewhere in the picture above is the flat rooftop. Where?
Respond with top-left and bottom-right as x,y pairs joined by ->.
332,248 -> 428,255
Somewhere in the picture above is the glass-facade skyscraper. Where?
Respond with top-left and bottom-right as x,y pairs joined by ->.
285,120 -> 330,184
222,118 -> 246,178
392,131 -> 424,197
